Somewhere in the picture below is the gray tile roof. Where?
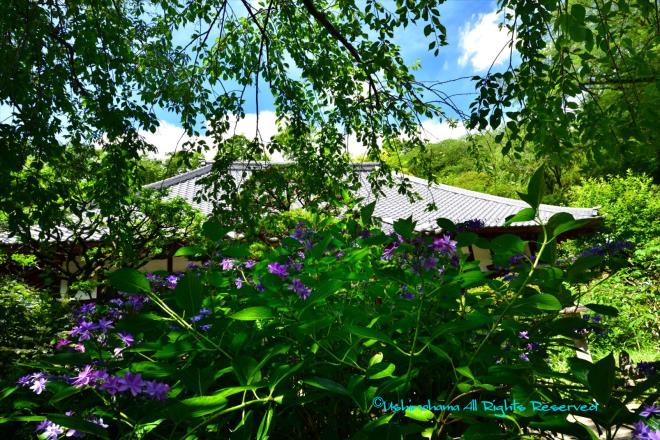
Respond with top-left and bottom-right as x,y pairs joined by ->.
146,161 -> 600,231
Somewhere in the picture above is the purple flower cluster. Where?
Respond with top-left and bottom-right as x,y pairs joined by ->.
267,262 -> 289,277
147,272 -> 184,290
632,420 -> 660,440
288,279 -> 311,300
57,365 -> 170,400
580,240 -> 633,258
400,285 -> 414,300
456,219 -> 485,233
18,372 -> 48,395
431,235 -> 458,255
189,308 -> 213,331
290,221 -> 314,249
637,362 -> 658,377
36,413 -> 108,439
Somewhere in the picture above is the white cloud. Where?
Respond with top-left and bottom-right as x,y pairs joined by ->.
418,120 -> 467,143
458,11 -> 514,71
140,111 -> 282,160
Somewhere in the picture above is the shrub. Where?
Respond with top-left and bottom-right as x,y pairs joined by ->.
0,277 -> 64,374
1,196 -> 657,438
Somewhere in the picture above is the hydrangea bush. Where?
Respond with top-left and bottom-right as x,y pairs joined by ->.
1,172 -> 658,439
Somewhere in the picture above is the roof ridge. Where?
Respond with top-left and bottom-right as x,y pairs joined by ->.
397,172 -> 595,212
144,161 -> 380,189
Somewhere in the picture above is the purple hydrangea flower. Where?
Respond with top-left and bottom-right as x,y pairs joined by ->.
73,343 -> 85,353
221,258 -> 234,270
508,254 -> 525,266
100,375 -> 122,396
633,421 -> 651,439
144,380 -> 170,400
255,281 -> 266,292
109,298 -> 124,307
42,423 -> 64,440
518,331 -> 529,340
360,229 -> 371,239
431,235 -> 457,255
423,256 -> 438,270
288,279 -> 311,300
30,377 -> 48,395
641,404 -> 660,418
519,353 -> 530,362
245,259 -> 256,269
401,285 -> 415,300
526,342 -> 540,351
199,308 -> 212,317
117,332 -> 134,347
591,314 -> 602,323
96,318 -> 114,333
189,314 -> 202,323
235,277 -> 243,289
198,324 -> 212,332
89,417 -> 109,428
70,320 -> 96,341
36,419 -> 52,431
73,303 -> 96,317
186,262 -> 199,270
637,362 -> 657,377
55,339 -> 71,349
381,242 -> 399,260
165,274 -> 178,289
267,262 -> 289,277
71,365 -> 96,388
289,262 -> 304,272
456,219 -> 485,232
118,373 -> 144,396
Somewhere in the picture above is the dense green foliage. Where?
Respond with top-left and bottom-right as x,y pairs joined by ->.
472,0 -> 659,180
0,277 -> 64,373
2,177 -> 658,439
563,173 -> 660,358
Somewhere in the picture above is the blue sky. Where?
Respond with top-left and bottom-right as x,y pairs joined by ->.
143,0 -> 516,157
0,1 -> 515,157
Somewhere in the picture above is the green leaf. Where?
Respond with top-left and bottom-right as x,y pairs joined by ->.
504,207 -> 536,226
566,255 -> 603,282
107,268 -> 150,293
515,294 -> 562,311
368,352 -> 383,367
490,234 -> 526,255
571,4 -> 586,22
303,377 -> 349,396
347,324 -> 391,343
173,272 -> 205,316
404,406 -> 435,422
585,303 -> 618,317
588,353 -> 615,404
360,201 -> 376,225
393,216 -> 414,240
231,306 -> 274,321
518,165 -> 545,210
174,246 -> 204,257
553,218 -> 592,238
456,366 -> 475,381
202,221 -> 227,241
436,218 -> 456,233
367,362 -> 396,380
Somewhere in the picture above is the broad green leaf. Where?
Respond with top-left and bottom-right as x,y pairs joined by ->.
347,324 -> 391,343
367,362 -> 395,380
514,294 -> 562,311
173,272 -> 205,316
107,268 -> 150,293
231,306 -> 274,321
504,207 -> 536,226
588,353 -> 615,404
585,303 -> 619,317
360,201 -> 376,225
518,165 -> 545,210
393,216 -> 414,240
202,221 -> 226,241
436,218 -> 456,232
174,246 -> 204,257
303,377 -> 349,395
456,366 -> 475,381
404,406 -> 435,422
490,234 -> 526,254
